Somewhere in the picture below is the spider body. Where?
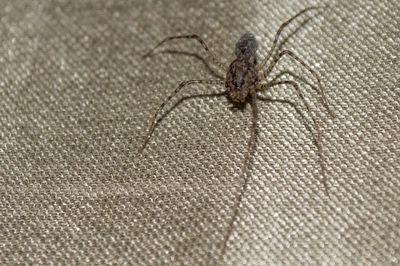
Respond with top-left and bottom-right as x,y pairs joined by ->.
140,6 -> 332,261
225,57 -> 258,104
225,33 -> 259,104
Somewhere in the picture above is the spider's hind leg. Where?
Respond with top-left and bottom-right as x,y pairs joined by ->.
220,91 -> 259,260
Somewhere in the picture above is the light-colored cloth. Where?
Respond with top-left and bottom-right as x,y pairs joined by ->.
1,0 -> 399,264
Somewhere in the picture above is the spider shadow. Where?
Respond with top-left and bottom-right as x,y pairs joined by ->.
256,95 -> 315,144
249,95 -> 330,199
259,70 -> 330,198
258,69 -> 322,147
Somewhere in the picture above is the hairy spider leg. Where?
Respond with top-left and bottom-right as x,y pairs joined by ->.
257,81 -> 321,145
143,35 -> 227,71
256,6 -> 322,71
220,92 -> 258,260
259,49 -> 331,111
258,81 -> 330,197
140,79 -> 225,152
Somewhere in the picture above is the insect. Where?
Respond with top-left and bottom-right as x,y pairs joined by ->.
140,6 -> 331,259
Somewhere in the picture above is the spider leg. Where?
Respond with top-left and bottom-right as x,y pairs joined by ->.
258,49 -> 331,112
257,81 -> 321,145
221,91 -> 258,259
245,92 -> 259,175
258,81 -> 331,198
143,35 -> 228,71
256,6 -> 322,71
140,79 -> 225,152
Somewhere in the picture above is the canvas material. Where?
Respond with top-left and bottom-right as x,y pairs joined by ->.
1,0 -> 399,264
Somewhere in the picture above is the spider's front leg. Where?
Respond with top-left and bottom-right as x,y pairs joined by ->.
143,35 -> 228,72
256,6 -> 323,71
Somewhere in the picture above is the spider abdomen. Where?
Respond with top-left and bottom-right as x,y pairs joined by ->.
225,59 -> 258,103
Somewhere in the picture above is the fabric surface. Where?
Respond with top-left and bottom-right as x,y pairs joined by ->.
1,0 -> 399,264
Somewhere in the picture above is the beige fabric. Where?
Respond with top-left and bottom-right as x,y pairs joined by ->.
1,0 -> 399,265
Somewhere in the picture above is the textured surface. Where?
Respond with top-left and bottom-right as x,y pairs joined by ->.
1,0 -> 399,265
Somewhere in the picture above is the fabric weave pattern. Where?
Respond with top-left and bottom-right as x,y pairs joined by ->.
0,0 -> 399,264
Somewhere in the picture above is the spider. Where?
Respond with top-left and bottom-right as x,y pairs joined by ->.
140,6 -> 331,258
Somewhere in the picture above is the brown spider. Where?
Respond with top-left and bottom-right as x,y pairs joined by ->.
140,6 -> 331,258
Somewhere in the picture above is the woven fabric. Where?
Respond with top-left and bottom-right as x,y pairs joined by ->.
1,0 -> 399,264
